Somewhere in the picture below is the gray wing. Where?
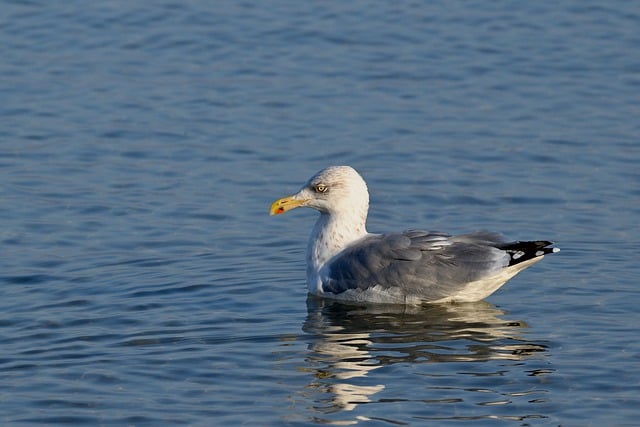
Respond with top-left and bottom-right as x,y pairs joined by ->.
322,230 -> 512,301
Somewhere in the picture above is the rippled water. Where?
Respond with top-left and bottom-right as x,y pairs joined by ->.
2,1 -> 639,426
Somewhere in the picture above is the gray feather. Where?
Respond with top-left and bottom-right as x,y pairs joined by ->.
323,230 -> 511,301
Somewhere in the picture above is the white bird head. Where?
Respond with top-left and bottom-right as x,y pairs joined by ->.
270,166 -> 369,218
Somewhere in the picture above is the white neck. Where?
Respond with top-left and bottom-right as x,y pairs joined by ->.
306,210 -> 368,292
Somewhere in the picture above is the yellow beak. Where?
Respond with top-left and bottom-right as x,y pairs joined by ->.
269,195 -> 308,215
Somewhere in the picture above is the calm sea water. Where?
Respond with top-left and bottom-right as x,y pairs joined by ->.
2,1 -> 639,425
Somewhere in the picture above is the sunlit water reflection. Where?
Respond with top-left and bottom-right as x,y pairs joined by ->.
296,298 -> 552,425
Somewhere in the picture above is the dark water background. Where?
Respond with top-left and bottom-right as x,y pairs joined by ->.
1,1 -> 639,425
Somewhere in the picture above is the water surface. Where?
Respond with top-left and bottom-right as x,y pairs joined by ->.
1,1 -> 639,425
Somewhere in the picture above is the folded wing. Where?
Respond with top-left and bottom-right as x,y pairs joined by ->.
322,230 -> 553,302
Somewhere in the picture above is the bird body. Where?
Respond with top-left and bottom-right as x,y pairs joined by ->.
270,166 -> 558,304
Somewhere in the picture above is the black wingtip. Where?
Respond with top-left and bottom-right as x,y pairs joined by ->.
498,240 -> 559,266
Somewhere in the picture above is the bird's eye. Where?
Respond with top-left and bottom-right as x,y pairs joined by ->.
314,184 -> 328,193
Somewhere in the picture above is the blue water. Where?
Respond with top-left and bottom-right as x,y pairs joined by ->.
2,1 -> 639,425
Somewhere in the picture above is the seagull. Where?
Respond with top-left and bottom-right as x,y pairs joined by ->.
270,166 -> 559,304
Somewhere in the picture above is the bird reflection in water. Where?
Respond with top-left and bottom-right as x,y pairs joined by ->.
300,297 -> 548,425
